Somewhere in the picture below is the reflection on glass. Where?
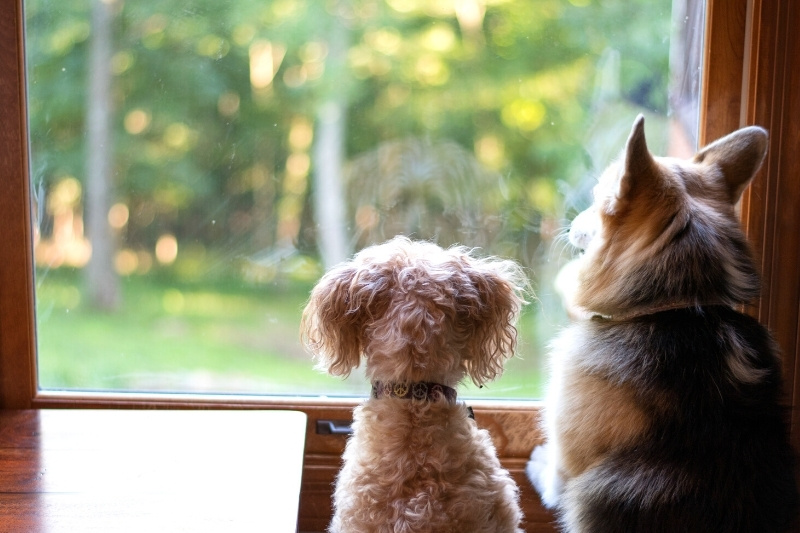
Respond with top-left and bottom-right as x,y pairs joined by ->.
27,0 -> 703,398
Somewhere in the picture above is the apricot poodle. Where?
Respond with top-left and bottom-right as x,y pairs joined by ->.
302,236 -> 527,533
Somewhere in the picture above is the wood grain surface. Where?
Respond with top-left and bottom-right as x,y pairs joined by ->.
0,409 -> 307,532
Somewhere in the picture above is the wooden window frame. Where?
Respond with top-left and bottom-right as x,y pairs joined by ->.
1,1 -> 798,531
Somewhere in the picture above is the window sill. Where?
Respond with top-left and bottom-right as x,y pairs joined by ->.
29,389 -> 550,531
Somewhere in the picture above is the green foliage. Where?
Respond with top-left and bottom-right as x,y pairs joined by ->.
36,269 -> 320,392
36,270 -> 542,397
27,0 -> 676,396
27,0 -> 672,263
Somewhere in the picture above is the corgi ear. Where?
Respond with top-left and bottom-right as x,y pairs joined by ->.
693,125 -> 768,203
616,114 -> 659,207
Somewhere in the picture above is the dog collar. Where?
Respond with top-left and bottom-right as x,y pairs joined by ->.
371,381 -> 457,403
591,301 -> 729,322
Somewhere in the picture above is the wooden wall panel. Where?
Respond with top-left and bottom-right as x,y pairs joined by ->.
739,0 -> 800,450
699,0 -> 747,145
0,0 -> 37,409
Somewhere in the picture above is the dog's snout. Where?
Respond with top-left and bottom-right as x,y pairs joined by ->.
569,208 -> 597,250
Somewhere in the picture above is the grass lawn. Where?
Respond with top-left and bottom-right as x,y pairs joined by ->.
35,269 -> 549,399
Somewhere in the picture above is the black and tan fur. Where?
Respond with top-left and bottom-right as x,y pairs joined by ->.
527,115 -> 798,532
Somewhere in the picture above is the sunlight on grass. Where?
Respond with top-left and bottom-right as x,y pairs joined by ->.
35,269 -> 547,399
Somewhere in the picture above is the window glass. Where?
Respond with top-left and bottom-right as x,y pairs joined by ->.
27,0 -> 703,398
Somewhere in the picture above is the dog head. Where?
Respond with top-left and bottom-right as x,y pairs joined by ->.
567,115 -> 766,317
301,236 -> 528,387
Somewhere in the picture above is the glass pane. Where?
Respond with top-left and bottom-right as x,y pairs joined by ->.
27,0 -> 703,398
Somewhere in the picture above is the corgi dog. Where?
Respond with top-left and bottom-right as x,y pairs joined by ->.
527,115 -> 798,532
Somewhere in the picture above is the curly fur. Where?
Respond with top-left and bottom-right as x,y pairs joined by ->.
527,115 -> 798,532
301,236 -> 528,533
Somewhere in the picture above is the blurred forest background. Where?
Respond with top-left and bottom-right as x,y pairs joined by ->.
26,0 -> 701,396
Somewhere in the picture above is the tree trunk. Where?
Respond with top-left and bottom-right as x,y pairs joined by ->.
312,11 -> 350,269
84,0 -> 120,310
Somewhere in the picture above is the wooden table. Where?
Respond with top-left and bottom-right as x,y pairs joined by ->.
0,409 -> 307,532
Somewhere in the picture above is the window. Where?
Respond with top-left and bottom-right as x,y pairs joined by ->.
2,1 -> 799,532
26,0 -> 697,399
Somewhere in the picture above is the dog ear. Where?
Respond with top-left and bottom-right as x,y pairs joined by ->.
612,114 -> 659,212
300,264 -> 367,377
693,125 -> 768,203
460,258 -> 526,387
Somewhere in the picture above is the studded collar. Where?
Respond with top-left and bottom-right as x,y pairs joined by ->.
371,381 -> 457,403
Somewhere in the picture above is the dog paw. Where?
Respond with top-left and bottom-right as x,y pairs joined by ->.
526,444 -> 545,480
525,445 -> 548,493
526,444 -> 562,509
